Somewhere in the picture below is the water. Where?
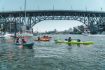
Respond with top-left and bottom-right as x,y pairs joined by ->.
0,34 -> 105,70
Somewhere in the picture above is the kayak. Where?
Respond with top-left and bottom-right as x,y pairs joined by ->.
23,43 -> 34,49
55,40 -> 94,45
34,38 -> 50,42
34,36 -> 51,42
15,43 -> 34,49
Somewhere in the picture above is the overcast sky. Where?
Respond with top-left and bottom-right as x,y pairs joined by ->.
0,0 -> 105,11
0,0 -> 105,32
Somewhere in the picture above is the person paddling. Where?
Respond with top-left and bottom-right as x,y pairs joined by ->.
77,39 -> 81,42
67,37 -> 81,42
37,37 -> 40,41
68,37 -> 72,42
21,38 -> 26,44
16,37 -> 19,44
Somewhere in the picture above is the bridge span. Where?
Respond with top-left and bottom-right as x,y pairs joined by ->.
0,10 -> 105,17
0,10 -> 105,33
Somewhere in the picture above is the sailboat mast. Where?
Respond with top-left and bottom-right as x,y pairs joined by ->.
24,0 -> 26,25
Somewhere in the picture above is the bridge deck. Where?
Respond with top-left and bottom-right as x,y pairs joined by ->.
0,10 -> 105,17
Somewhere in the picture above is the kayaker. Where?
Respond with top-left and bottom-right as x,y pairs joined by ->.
38,37 -> 40,41
77,39 -> 81,42
21,38 -> 26,44
43,36 -> 46,38
68,37 -> 72,42
16,37 -> 19,43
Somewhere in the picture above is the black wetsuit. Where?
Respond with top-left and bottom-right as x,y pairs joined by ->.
68,37 -> 71,42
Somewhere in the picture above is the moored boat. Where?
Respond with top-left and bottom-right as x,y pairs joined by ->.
3,32 -> 14,38
0,35 -> 4,38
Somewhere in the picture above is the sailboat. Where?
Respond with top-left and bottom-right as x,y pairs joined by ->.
17,0 -> 33,38
15,0 -> 34,49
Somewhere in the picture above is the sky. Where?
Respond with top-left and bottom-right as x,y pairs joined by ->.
33,20 -> 83,32
0,0 -> 105,32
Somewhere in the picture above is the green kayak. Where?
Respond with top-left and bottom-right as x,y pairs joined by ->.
15,43 -> 34,49
55,40 -> 94,45
22,43 -> 34,49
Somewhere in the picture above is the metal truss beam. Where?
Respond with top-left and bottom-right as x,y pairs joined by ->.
0,10 -> 105,33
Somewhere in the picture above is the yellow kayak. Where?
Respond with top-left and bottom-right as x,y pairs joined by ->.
55,40 -> 94,45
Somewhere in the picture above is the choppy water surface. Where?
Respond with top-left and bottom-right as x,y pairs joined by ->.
0,34 -> 105,70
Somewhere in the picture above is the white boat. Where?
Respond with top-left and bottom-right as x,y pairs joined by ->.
16,0 -> 33,38
0,32 -> 4,38
82,32 -> 90,36
3,32 -> 14,38
17,32 -> 33,37
82,30 -> 91,36
0,35 -> 4,38
82,26 -> 90,36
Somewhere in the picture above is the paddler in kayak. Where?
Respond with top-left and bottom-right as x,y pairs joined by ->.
21,38 -> 26,44
37,37 -> 40,41
16,37 -> 19,44
77,39 -> 81,42
67,37 -> 72,46
68,37 -> 72,42
68,37 -> 81,42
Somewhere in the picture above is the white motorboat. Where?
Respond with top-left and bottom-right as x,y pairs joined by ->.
3,32 -> 14,38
